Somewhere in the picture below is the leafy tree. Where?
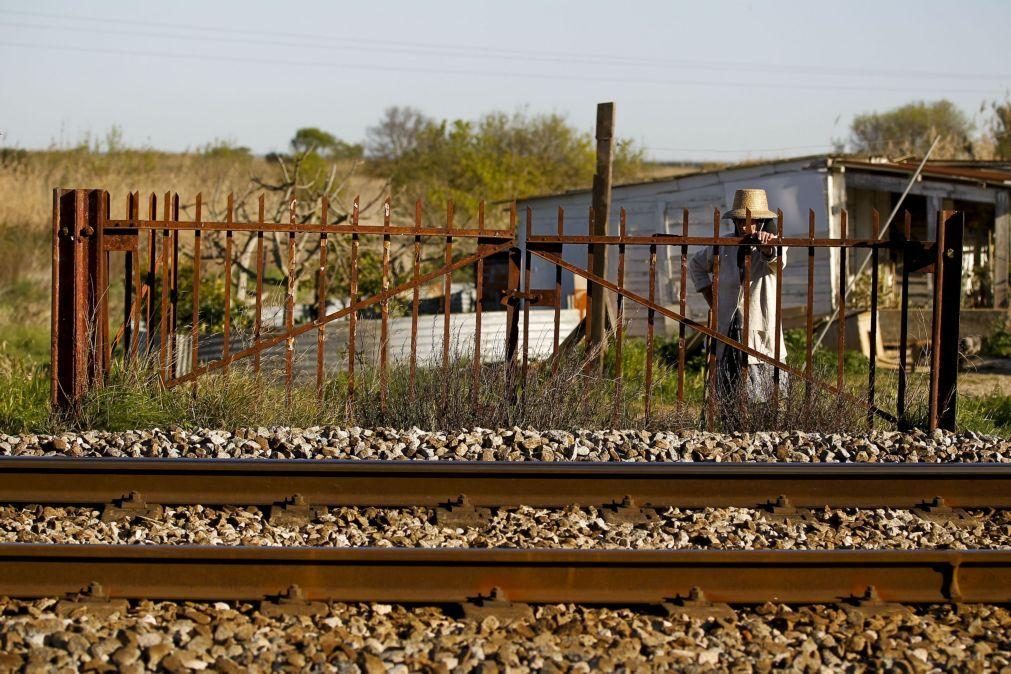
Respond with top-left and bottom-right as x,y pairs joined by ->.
849,100 -> 974,158
385,109 -> 646,225
983,97 -> 1011,160
366,106 -> 435,163
290,127 -> 363,162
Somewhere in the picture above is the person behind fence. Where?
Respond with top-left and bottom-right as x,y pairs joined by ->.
689,188 -> 788,425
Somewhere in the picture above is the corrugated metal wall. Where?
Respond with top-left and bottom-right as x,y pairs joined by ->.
518,158 -> 835,338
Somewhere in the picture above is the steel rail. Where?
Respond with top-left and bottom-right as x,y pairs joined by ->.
1,545 -> 1008,604
2,458 -> 1011,509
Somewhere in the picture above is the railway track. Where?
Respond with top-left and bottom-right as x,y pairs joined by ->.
1,457 -> 1009,606
1,545 -> 1009,605
2,457 -> 1011,509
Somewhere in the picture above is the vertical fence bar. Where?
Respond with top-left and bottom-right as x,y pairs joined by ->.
928,210 -> 947,430
101,191 -> 112,383
190,193 -> 202,395
742,209 -> 752,408
285,198 -> 296,406
170,194 -> 180,379
706,209 -> 721,431
805,209 -> 815,414
123,193 -> 135,360
930,211 -> 963,431
50,189 -> 59,405
837,209 -> 848,393
772,209 -> 784,416
613,208 -> 626,425
159,192 -> 171,382
99,191 -> 112,383
552,207 -> 563,374
677,208 -> 688,403
473,201 -> 485,410
897,211 -> 911,428
316,197 -> 329,402
410,200 -> 421,401
867,209 -> 880,427
504,204 -> 521,378
522,207 -> 532,396
99,191 -> 111,377
222,193 -> 233,373
146,193 -> 156,357
131,193 -> 141,361
348,196 -> 360,407
645,242 -> 657,423
443,202 -> 454,379
380,198 -> 391,415
585,206 -> 595,351
253,195 -> 265,375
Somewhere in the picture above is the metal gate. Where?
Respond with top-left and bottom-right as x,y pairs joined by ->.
50,188 -> 962,430
51,189 -> 520,413
520,205 -> 963,431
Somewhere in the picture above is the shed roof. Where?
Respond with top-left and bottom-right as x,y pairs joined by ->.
513,154 -> 1011,204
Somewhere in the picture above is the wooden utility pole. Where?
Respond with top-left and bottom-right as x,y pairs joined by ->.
588,102 -> 614,367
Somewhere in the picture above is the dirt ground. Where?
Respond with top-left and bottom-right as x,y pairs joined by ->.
959,358 -> 1011,397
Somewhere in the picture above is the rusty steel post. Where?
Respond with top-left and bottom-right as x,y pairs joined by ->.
51,189 -> 106,411
929,211 -> 964,431
613,209 -> 626,422
504,205 -> 522,398
897,211 -> 912,428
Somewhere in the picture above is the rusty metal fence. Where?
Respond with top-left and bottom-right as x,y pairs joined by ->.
51,189 -> 520,414
50,188 -> 963,430
523,206 -> 963,431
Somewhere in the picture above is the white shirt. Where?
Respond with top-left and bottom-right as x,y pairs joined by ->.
689,241 -> 788,364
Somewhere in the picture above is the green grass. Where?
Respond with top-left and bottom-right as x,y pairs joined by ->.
983,329 -> 1011,359
0,327 -> 1009,436
0,344 -> 51,434
957,388 -> 1011,437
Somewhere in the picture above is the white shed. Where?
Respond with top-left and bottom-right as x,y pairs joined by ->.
516,155 -> 1011,339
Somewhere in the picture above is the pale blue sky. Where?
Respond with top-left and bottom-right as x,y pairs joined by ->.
2,0 -> 1009,161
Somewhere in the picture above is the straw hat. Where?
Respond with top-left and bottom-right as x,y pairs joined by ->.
722,188 -> 777,220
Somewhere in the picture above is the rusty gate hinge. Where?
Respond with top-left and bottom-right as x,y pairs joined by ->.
500,288 -> 559,307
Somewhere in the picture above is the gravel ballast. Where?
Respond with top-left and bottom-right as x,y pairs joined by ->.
0,598 -> 1008,673
3,504 -> 1009,550
2,427 -> 1010,463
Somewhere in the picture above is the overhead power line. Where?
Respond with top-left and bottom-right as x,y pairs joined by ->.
2,8 -> 1011,83
1,41 -> 1004,96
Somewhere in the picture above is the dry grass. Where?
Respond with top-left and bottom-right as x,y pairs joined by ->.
0,148 -> 390,350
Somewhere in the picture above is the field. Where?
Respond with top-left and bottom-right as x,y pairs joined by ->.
1,147 -> 1009,436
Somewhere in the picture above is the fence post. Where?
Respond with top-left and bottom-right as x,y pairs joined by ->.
587,102 -> 614,368
51,189 -> 107,411
504,245 -> 522,402
928,210 -> 963,431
